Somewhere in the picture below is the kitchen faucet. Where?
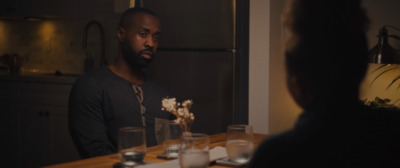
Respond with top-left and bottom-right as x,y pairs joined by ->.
82,20 -> 106,70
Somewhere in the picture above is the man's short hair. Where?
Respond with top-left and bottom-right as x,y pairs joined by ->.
118,7 -> 158,28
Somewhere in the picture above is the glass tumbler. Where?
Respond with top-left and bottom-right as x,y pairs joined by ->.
162,120 -> 182,158
179,133 -> 210,168
118,127 -> 146,167
226,125 -> 254,164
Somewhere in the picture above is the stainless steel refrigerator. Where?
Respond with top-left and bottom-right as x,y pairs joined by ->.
144,0 -> 249,134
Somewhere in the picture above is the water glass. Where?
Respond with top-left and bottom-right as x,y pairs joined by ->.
162,120 -> 182,158
179,133 -> 210,168
118,127 -> 146,167
226,125 -> 254,164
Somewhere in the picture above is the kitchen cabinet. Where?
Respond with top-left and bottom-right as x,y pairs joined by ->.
52,107 -> 79,164
19,105 -> 52,168
0,75 -> 80,168
0,102 -> 19,167
0,0 -> 78,18
0,0 -> 114,19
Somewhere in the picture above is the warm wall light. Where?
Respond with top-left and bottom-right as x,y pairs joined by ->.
114,0 -> 141,13
369,25 -> 400,64
39,21 -> 55,38
0,21 -> 6,46
130,0 -> 135,7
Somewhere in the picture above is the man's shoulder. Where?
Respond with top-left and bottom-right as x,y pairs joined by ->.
74,67 -> 115,86
70,66 -> 125,97
79,66 -> 112,80
357,105 -> 400,129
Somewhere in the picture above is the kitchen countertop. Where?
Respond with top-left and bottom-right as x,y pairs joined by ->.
0,70 -> 80,84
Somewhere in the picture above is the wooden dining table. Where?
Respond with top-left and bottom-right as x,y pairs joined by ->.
43,133 -> 268,168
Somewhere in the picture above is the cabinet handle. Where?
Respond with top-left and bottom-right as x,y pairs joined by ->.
38,111 -> 50,117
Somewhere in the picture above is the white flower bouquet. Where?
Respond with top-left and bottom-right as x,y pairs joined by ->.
161,98 -> 194,132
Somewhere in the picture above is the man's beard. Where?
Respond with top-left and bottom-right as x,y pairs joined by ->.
121,40 -> 153,70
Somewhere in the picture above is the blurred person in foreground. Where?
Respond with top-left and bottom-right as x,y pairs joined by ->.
69,7 -> 174,159
249,0 -> 400,167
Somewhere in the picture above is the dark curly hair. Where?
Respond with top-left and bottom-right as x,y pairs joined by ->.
283,0 -> 370,96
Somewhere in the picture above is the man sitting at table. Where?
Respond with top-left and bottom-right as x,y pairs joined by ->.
249,0 -> 400,167
69,7 -> 174,159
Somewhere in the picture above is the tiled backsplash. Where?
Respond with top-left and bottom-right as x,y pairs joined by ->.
0,18 -> 118,74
